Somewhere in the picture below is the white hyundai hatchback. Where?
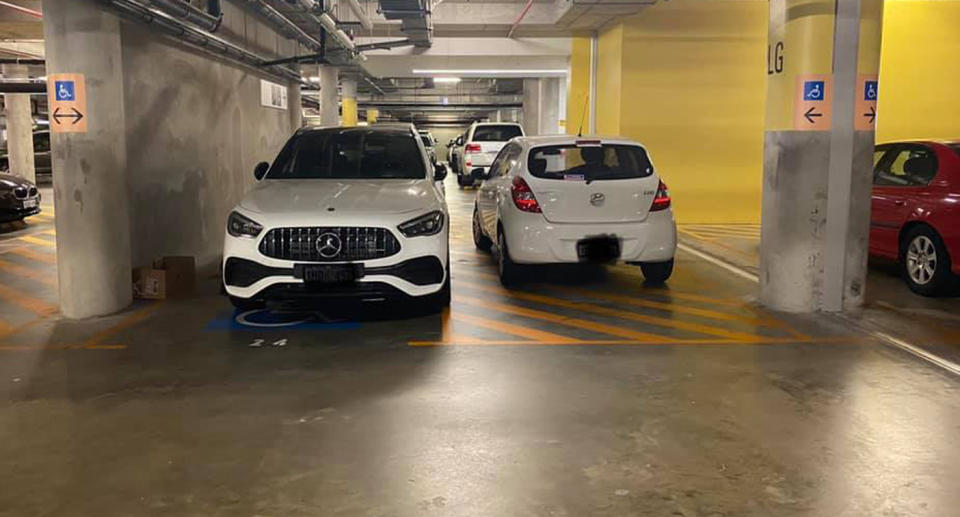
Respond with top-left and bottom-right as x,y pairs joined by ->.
472,135 -> 677,285
222,125 -> 450,310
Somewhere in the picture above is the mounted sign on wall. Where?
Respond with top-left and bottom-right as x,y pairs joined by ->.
855,75 -> 878,131
793,74 -> 832,131
47,73 -> 87,133
260,79 -> 288,110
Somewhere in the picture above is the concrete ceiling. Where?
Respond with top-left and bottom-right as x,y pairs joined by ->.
0,0 -> 43,49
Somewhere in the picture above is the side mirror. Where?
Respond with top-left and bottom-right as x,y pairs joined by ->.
434,163 -> 448,181
471,168 -> 488,181
253,161 -> 269,181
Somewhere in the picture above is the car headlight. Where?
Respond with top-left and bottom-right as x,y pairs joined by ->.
398,211 -> 444,237
227,211 -> 263,238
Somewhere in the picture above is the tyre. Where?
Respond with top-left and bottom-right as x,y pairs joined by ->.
900,226 -> 952,296
640,259 -> 674,285
497,229 -> 521,287
457,175 -> 468,188
229,295 -> 265,311
473,206 -> 492,251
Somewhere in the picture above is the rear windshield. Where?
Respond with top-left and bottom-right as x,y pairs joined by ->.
473,125 -> 522,142
420,135 -> 433,147
528,144 -> 654,181
948,144 -> 960,158
267,130 -> 426,180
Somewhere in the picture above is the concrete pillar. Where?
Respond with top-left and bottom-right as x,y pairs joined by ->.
319,65 -> 338,126
341,75 -> 358,127
760,0 -> 882,312
522,79 -> 541,135
366,108 -> 378,124
42,0 -> 133,318
288,78 -> 302,130
2,64 -> 36,183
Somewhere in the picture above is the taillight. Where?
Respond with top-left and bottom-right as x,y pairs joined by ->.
651,180 -> 671,211
465,143 -> 482,153
511,177 -> 542,213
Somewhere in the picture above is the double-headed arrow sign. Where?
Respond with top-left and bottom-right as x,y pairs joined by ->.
863,105 -> 876,124
53,106 -> 84,125
803,107 -> 822,124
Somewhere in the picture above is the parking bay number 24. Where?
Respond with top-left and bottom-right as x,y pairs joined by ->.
250,338 -> 288,347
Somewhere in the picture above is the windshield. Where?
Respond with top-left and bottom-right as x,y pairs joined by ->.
473,125 -> 522,142
528,144 -> 654,181
267,129 -> 426,180
420,135 -> 434,148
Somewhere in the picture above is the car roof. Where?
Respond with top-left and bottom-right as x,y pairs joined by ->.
517,135 -> 645,147
473,122 -> 522,127
877,139 -> 960,147
296,124 -> 417,137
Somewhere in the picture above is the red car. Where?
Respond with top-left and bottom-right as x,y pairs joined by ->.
871,140 -> 960,295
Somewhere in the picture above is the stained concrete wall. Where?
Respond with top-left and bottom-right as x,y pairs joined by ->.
119,1 -> 303,270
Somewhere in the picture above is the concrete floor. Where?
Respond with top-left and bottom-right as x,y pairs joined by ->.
1,181 -> 958,517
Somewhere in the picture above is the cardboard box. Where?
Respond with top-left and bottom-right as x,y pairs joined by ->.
133,256 -> 196,300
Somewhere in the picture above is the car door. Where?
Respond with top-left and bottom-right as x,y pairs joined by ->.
478,143 -> 521,237
870,144 -> 939,258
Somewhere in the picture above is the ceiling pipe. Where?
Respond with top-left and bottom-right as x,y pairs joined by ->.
0,58 -> 45,65
0,0 -> 41,18
0,80 -> 45,94
507,0 -> 534,38
342,0 -> 372,31
100,0 -> 304,83
239,0 -> 324,51
146,0 -> 221,32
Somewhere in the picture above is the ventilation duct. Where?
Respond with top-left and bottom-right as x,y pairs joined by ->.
377,0 -> 432,47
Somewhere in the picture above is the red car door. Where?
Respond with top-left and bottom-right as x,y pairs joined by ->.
870,144 -> 940,259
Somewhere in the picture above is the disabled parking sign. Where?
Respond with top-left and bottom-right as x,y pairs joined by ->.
855,75 -> 879,131
794,74 -> 832,131
55,81 -> 75,101
47,73 -> 87,133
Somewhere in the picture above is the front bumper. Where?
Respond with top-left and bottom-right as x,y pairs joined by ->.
0,204 -> 40,222
222,226 -> 449,302
502,209 -> 677,264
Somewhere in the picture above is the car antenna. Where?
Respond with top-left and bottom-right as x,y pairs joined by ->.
576,94 -> 589,137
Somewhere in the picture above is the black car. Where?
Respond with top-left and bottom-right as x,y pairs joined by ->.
0,173 -> 41,222
0,130 -> 52,183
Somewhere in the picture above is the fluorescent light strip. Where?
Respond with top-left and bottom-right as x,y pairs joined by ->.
433,77 -> 462,83
413,69 -> 567,76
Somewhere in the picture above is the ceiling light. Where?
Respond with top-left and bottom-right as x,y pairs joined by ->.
413,69 -> 567,77
433,77 -> 461,84
307,76 -> 321,83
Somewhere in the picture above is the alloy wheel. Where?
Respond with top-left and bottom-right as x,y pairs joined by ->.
906,235 -> 937,285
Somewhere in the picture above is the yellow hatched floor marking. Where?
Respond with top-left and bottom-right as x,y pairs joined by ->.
39,229 -> 56,236
0,282 -> 58,315
19,235 -> 55,247
411,335 -> 862,347
29,213 -> 55,221
9,247 -> 56,264
82,302 -> 161,348
451,310 -> 579,343
454,294 -> 677,343
0,258 -> 56,286
457,278 -> 767,342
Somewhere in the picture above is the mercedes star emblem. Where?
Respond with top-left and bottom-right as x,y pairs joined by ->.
316,232 -> 342,258
590,192 -> 606,206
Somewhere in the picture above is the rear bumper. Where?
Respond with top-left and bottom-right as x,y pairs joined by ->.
502,209 -> 677,264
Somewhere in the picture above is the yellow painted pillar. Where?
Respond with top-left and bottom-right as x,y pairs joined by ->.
366,108 -> 379,124
761,0 -> 883,312
341,76 -> 358,127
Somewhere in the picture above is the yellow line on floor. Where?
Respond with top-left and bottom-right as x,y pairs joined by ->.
0,282 -> 58,316
9,247 -> 56,264
82,302 -> 162,348
0,258 -> 56,286
451,310 -> 579,343
410,335 -> 863,347
454,294 -> 677,343
457,278 -> 767,342
39,229 -> 56,236
19,235 -> 55,247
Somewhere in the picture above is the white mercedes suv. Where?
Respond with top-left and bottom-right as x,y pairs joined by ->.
472,135 -> 677,286
222,125 -> 450,310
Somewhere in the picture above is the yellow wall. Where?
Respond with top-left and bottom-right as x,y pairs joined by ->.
876,1 -> 960,143
566,37 -> 592,135
595,24 -> 623,136
594,0 -> 767,223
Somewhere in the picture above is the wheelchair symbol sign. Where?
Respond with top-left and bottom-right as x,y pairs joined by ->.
864,80 -> 878,101
803,81 -> 824,101
55,81 -> 75,101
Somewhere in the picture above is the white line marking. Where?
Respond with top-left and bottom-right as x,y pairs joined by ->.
871,330 -> 960,376
677,243 -> 759,283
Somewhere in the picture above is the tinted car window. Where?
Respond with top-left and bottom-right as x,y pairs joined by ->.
528,144 -> 654,181
420,135 -> 433,147
874,146 -> 938,187
268,130 -> 426,180
472,125 -> 522,142
489,143 -> 522,178
34,132 -> 50,152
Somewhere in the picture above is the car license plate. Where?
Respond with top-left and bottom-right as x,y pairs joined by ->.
577,236 -> 621,263
296,264 -> 362,284
23,198 -> 38,209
